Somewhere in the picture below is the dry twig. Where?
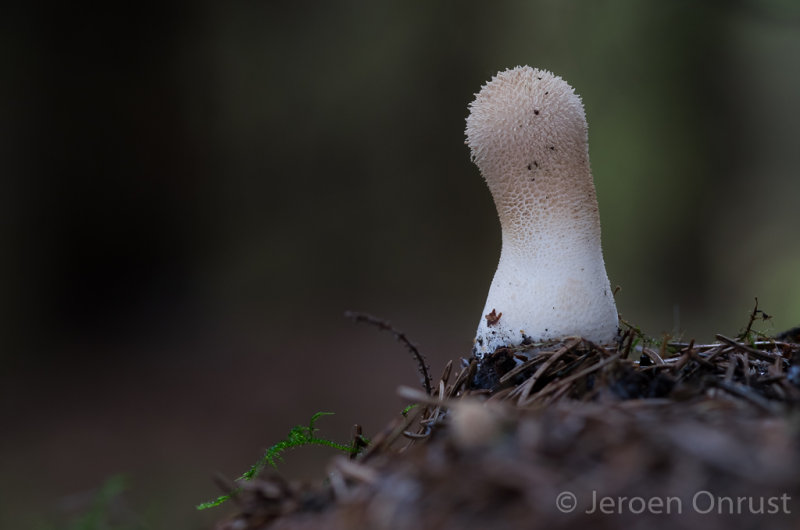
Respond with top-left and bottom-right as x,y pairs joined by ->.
346,311 -> 433,395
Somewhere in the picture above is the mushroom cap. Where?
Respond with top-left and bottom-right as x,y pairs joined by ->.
466,66 -> 618,355
467,67 -> 592,234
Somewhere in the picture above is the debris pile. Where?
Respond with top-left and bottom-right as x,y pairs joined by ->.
216,321 -> 800,530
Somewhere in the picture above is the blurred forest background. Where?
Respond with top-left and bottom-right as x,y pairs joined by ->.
2,1 -> 799,528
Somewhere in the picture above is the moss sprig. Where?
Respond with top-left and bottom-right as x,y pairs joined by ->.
197,412 -> 354,510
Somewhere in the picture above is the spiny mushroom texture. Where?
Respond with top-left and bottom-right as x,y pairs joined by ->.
466,66 -> 618,357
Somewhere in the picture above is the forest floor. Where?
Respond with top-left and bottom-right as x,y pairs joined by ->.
213,310 -> 800,530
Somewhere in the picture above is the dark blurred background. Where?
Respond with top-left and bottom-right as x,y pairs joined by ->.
2,1 -> 799,528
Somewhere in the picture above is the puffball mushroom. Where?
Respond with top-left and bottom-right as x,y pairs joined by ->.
466,66 -> 618,357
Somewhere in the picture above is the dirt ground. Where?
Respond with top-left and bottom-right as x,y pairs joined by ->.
213,319 -> 800,530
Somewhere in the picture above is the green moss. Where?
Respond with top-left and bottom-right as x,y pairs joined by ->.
34,475 -> 144,530
197,412 -> 355,510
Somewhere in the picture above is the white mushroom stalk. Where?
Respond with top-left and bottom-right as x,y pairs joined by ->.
466,66 -> 618,357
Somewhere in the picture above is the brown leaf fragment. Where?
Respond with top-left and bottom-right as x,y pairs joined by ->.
485,309 -> 502,327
